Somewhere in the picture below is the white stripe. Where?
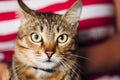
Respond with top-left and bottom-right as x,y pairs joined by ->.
0,4 -> 114,35
56,4 -> 114,20
78,25 -> 115,41
0,0 -> 67,13
0,40 -> 15,51
80,4 -> 114,20
0,19 -> 20,35
0,53 -> 5,61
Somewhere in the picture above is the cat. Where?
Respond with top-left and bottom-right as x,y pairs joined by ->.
11,0 -> 82,80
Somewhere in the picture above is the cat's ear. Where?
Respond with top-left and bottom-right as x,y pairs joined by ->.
62,0 -> 82,28
17,0 -> 36,23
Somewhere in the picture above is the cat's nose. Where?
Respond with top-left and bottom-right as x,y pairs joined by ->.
45,51 -> 54,59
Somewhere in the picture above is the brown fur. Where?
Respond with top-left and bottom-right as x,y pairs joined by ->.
11,0 -> 82,80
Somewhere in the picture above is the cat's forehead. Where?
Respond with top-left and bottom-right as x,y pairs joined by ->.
38,12 -> 60,18
37,12 -> 72,30
37,12 -> 62,23
26,12 -> 68,31
21,12 -> 73,35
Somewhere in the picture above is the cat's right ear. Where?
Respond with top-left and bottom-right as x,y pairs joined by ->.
62,0 -> 82,29
17,0 -> 36,23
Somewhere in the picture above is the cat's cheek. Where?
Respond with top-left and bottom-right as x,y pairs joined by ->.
15,49 -> 37,67
37,53 -> 49,62
51,54 -> 62,62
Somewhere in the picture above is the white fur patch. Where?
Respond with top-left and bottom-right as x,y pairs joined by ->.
35,53 -> 61,69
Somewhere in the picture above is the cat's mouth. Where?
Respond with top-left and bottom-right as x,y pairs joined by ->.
33,67 -> 55,73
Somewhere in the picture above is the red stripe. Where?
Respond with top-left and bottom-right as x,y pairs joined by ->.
82,0 -> 113,5
0,12 -> 16,21
0,50 -> 13,62
0,33 -> 17,42
78,17 -> 115,30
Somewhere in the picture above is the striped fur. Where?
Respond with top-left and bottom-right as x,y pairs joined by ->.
11,0 -> 82,80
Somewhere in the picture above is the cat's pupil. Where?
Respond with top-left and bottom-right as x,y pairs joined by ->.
34,34 -> 39,39
60,35 -> 64,40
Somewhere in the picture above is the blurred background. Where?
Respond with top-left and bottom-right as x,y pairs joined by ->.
0,0 -> 120,80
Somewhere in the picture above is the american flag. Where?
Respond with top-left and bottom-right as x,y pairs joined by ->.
0,0 -> 114,65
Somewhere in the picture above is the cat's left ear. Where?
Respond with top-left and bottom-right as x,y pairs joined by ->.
62,0 -> 82,29
17,0 -> 36,23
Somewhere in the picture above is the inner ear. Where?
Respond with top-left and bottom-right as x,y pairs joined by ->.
62,0 -> 82,27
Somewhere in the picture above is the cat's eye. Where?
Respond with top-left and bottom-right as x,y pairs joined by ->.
31,33 -> 42,43
57,34 -> 68,43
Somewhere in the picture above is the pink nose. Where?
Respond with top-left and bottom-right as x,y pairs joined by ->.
45,51 -> 54,59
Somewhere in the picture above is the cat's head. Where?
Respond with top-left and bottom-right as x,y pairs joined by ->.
15,0 -> 82,77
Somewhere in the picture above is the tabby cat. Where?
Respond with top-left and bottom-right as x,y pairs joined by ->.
11,0 -> 82,80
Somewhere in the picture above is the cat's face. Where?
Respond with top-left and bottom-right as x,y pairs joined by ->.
15,0 -> 82,77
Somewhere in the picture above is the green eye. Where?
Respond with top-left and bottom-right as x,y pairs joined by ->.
31,33 -> 42,42
57,34 -> 68,43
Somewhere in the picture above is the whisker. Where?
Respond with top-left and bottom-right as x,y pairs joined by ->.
62,57 -> 80,80
62,57 -> 87,80
60,61 -> 68,71
73,54 -> 96,65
